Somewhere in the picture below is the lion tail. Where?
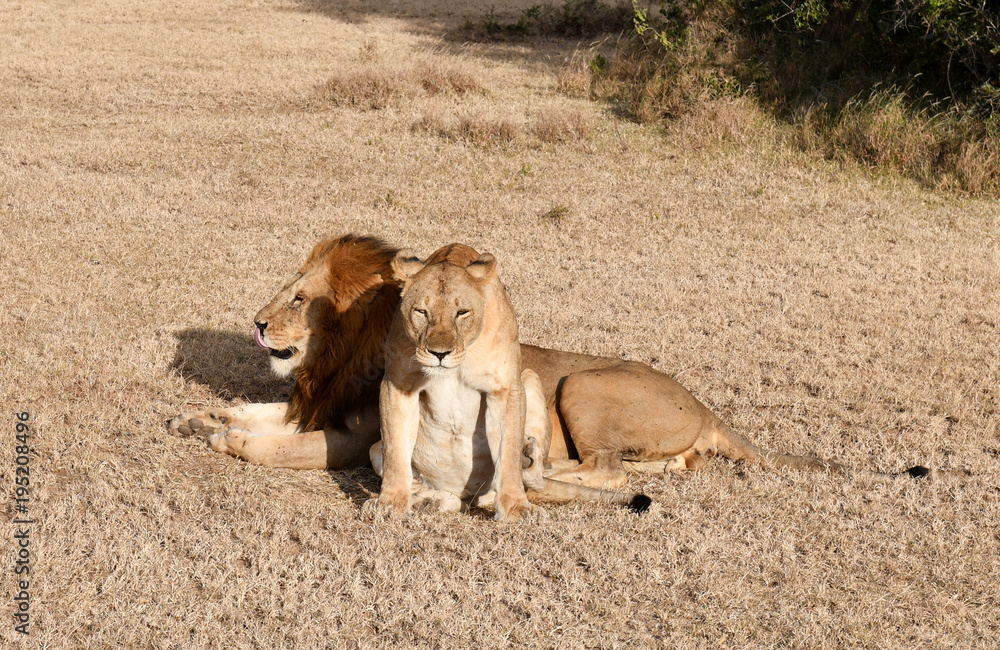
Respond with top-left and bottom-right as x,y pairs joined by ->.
528,478 -> 651,514
711,422 -> 935,480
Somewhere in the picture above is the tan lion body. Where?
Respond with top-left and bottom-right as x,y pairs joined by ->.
364,244 -> 543,519
170,234 -> 931,489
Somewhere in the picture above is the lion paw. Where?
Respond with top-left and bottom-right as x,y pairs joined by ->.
167,409 -> 235,438
412,490 -> 464,513
495,500 -> 546,522
207,428 -> 249,455
521,436 -> 546,492
361,494 -> 411,520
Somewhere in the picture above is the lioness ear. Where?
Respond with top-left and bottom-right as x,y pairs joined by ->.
466,253 -> 496,280
392,249 -> 425,282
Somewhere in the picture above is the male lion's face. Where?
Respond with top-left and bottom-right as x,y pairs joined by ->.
253,267 -> 332,377
252,238 -> 387,378
393,247 -> 496,371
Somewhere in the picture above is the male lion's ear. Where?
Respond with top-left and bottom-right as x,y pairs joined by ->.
466,253 -> 496,281
391,249 -> 425,282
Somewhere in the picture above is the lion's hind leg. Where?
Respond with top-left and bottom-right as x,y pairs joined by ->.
622,455 -> 688,475
543,452 -> 629,489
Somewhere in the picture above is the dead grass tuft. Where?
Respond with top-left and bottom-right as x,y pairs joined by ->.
556,60 -> 593,98
793,91 -> 1000,195
320,67 -> 407,111
412,110 -> 452,137
413,109 -> 522,146
414,106 -> 593,146
321,58 -> 484,111
531,107 -> 594,143
669,96 -> 773,149
413,59 -> 483,96
456,112 -> 521,145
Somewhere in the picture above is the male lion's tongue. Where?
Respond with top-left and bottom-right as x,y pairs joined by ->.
253,327 -> 269,349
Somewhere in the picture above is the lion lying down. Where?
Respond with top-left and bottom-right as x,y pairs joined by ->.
170,234 -> 936,503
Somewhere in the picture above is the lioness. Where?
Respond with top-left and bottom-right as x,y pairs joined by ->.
170,234 -> 931,485
364,245 -> 543,519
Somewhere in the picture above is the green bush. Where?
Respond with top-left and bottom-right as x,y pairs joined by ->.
604,0 -> 1000,193
744,0 -> 1000,111
619,1 -> 998,111
468,1 -> 1000,192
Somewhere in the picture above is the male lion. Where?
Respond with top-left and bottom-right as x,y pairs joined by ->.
170,234 -> 931,485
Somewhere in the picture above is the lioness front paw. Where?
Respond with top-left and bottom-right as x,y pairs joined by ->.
495,497 -> 547,521
361,492 -> 412,519
412,490 -> 464,513
167,409 -> 235,438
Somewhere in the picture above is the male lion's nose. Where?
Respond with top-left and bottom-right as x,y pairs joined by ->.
255,321 -> 267,333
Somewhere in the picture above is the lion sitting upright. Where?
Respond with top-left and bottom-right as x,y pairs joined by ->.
365,244 -> 650,519
363,244 -> 543,519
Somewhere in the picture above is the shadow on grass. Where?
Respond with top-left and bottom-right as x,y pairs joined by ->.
290,0 -> 462,35
171,328 -> 293,404
290,0 -> 619,69
326,467 -> 381,506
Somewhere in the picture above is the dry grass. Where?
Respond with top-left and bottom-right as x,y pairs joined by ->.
531,107 -> 594,143
668,96 -> 773,149
2,0 -> 999,647
320,43 -> 484,110
795,91 -> 1000,196
414,106 -> 593,146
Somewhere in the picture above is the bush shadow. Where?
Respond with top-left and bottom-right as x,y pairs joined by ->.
290,0 -> 622,70
171,328 -> 293,403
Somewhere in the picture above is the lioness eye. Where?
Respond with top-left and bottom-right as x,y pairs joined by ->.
414,308 -> 427,317
293,295 -> 305,305
457,309 -> 470,317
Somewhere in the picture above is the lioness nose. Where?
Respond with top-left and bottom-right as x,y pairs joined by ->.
430,350 -> 449,361
255,321 -> 267,333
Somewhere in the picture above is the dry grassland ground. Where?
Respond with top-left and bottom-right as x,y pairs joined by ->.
1,0 -> 999,647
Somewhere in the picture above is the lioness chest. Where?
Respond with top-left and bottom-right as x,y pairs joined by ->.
412,371 -> 495,499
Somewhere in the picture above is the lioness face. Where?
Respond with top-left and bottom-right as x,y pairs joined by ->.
401,265 -> 486,370
392,247 -> 497,371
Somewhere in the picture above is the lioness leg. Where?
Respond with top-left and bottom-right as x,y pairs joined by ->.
622,456 -> 688,474
544,452 -> 630,488
486,383 -> 541,520
364,381 -> 420,517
